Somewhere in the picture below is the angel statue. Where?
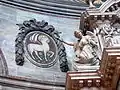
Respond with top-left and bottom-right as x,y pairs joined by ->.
62,30 -> 100,67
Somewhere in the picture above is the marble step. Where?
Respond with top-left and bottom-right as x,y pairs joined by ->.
24,0 -> 88,10
0,0 -> 88,18
16,0 -> 83,14
29,0 -> 88,7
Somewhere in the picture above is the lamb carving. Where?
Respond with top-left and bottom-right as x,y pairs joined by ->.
27,33 -> 54,61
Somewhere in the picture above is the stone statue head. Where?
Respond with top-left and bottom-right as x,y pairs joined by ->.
74,30 -> 82,39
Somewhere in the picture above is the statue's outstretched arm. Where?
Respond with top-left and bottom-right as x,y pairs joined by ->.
55,37 -> 74,46
62,40 -> 74,46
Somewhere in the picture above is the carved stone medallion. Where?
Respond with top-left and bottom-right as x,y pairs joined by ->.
24,31 -> 57,68
15,19 -> 69,72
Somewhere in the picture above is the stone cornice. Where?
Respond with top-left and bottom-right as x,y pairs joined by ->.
0,75 -> 65,90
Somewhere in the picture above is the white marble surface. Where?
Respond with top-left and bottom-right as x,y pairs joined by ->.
0,4 -> 80,83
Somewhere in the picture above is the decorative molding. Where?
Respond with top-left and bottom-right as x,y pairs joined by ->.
0,75 -> 65,90
80,0 -> 120,38
104,0 -> 120,13
99,0 -> 119,13
15,19 -> 69,72
84,0 -> 120,17
70,1 -> 120,89
66,47 -> 120,90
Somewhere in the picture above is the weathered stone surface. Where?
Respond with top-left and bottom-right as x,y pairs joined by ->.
0,75 -> 65,90
0,4 -> 80,86
0,0 -> 88,18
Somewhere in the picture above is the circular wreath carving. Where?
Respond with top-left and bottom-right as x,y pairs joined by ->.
15,19 -> 69,72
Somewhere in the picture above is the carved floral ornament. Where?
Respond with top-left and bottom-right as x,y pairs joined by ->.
95,19 -> 120,47
81,0 -> 120,34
